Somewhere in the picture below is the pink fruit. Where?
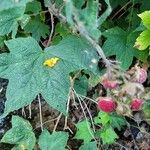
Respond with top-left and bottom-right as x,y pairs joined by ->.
131,98 -> 143,111
136,68 -> 147,84
102,79 -> 118,89
97,97 -> 116,112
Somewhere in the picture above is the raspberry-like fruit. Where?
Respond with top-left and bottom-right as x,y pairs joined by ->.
131,98 -> 143,111
102,79 -> 118,89
97,97 -> 116,112
136,68 -> 147,84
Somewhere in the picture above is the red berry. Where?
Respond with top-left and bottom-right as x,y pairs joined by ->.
131,98 -> 143,111
102,79 -> 118,89
136,68 -> 147,84
97,97 -> 116,112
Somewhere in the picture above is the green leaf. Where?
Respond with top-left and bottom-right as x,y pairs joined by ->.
0,36 -> 98,116
24,16 -> 49,41
19,14 -> 31,29
94,112 -> 111,126
79,141 -> 98,150
138,11 -> 150,30
103,27 -> 139,70
0,36 -> 5,48
74,75 -> 88,96
25,1 -> 42,14
0,7 -> 25,36
111,113 -> 126,131
134,29 -> 150,50
1,116 -> 36,150
100,127 -> 118,144
74,120 -> 94,143
0,0 -> 29,11
134,11 -> 150,50
39,129 -> 69,150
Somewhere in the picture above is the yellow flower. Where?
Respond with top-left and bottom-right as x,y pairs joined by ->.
43,57 -> 60,68
21,144 -> 25,150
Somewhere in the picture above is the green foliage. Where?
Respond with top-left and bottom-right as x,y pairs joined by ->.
0,0 -> 150,149
102,27 -> 148,69
24,16 -> 49,41
135,11 -> 150,50
94,112 -> 126,144
25,1 -> 42,14
100,127 -> 118,144
74,74 -> 89,96
79,141 -> 98,150
39,129 -> 69,150
0,36 -> 98,116
1,116 -> 36,150
111,113 -> 126,131
0,7 -> 25,37
0,0 -> 29,11
74,120 -> 94,143
0,36 -> 5,48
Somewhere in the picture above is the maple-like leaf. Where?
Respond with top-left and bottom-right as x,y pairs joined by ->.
0,36 -> 98,116
102,27 -> 145,69
74,121 -> 94,143
1,116 -> 36,150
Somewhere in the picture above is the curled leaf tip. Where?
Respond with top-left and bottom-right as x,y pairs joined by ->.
43,57 -> 60,68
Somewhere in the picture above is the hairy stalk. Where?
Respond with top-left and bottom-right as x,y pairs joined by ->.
47,5 -> 113,69
46,10 -> 54,47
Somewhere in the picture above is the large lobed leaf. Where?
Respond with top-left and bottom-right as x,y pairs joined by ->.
1,116 -> 36,150
0,36 -> 98,116
102,27 -> 148,70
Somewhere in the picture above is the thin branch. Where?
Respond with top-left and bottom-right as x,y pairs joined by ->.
46,10 -> 55,47
74,89 -> 96,141
38,94 -> 43,131
28,103 -> 32,119
47,5 -> 113,68
34,117 -> 58,131
64,87 -> 71,130
53,112 -> 62,132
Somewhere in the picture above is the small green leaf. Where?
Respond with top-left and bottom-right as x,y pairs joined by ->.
79,141 -> 98,150
25,1 -> 42,14
39,129 -> 69,150
103,27 -> 139,70
1,116 -> 36,150
74,75 -> 88,96
100,127 -> 118,144
138,11 -> 150,30
134,29 -> 150,50
74,120 -> 94,143
24,16 -> 49,41
0,7 -> 25,36
94,112 -> 111,126
111,113 -> 126,131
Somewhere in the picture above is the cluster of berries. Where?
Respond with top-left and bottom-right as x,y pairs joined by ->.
97,68 -> 147,113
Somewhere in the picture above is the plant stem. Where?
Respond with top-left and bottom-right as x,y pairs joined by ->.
38,94 -> 43,131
